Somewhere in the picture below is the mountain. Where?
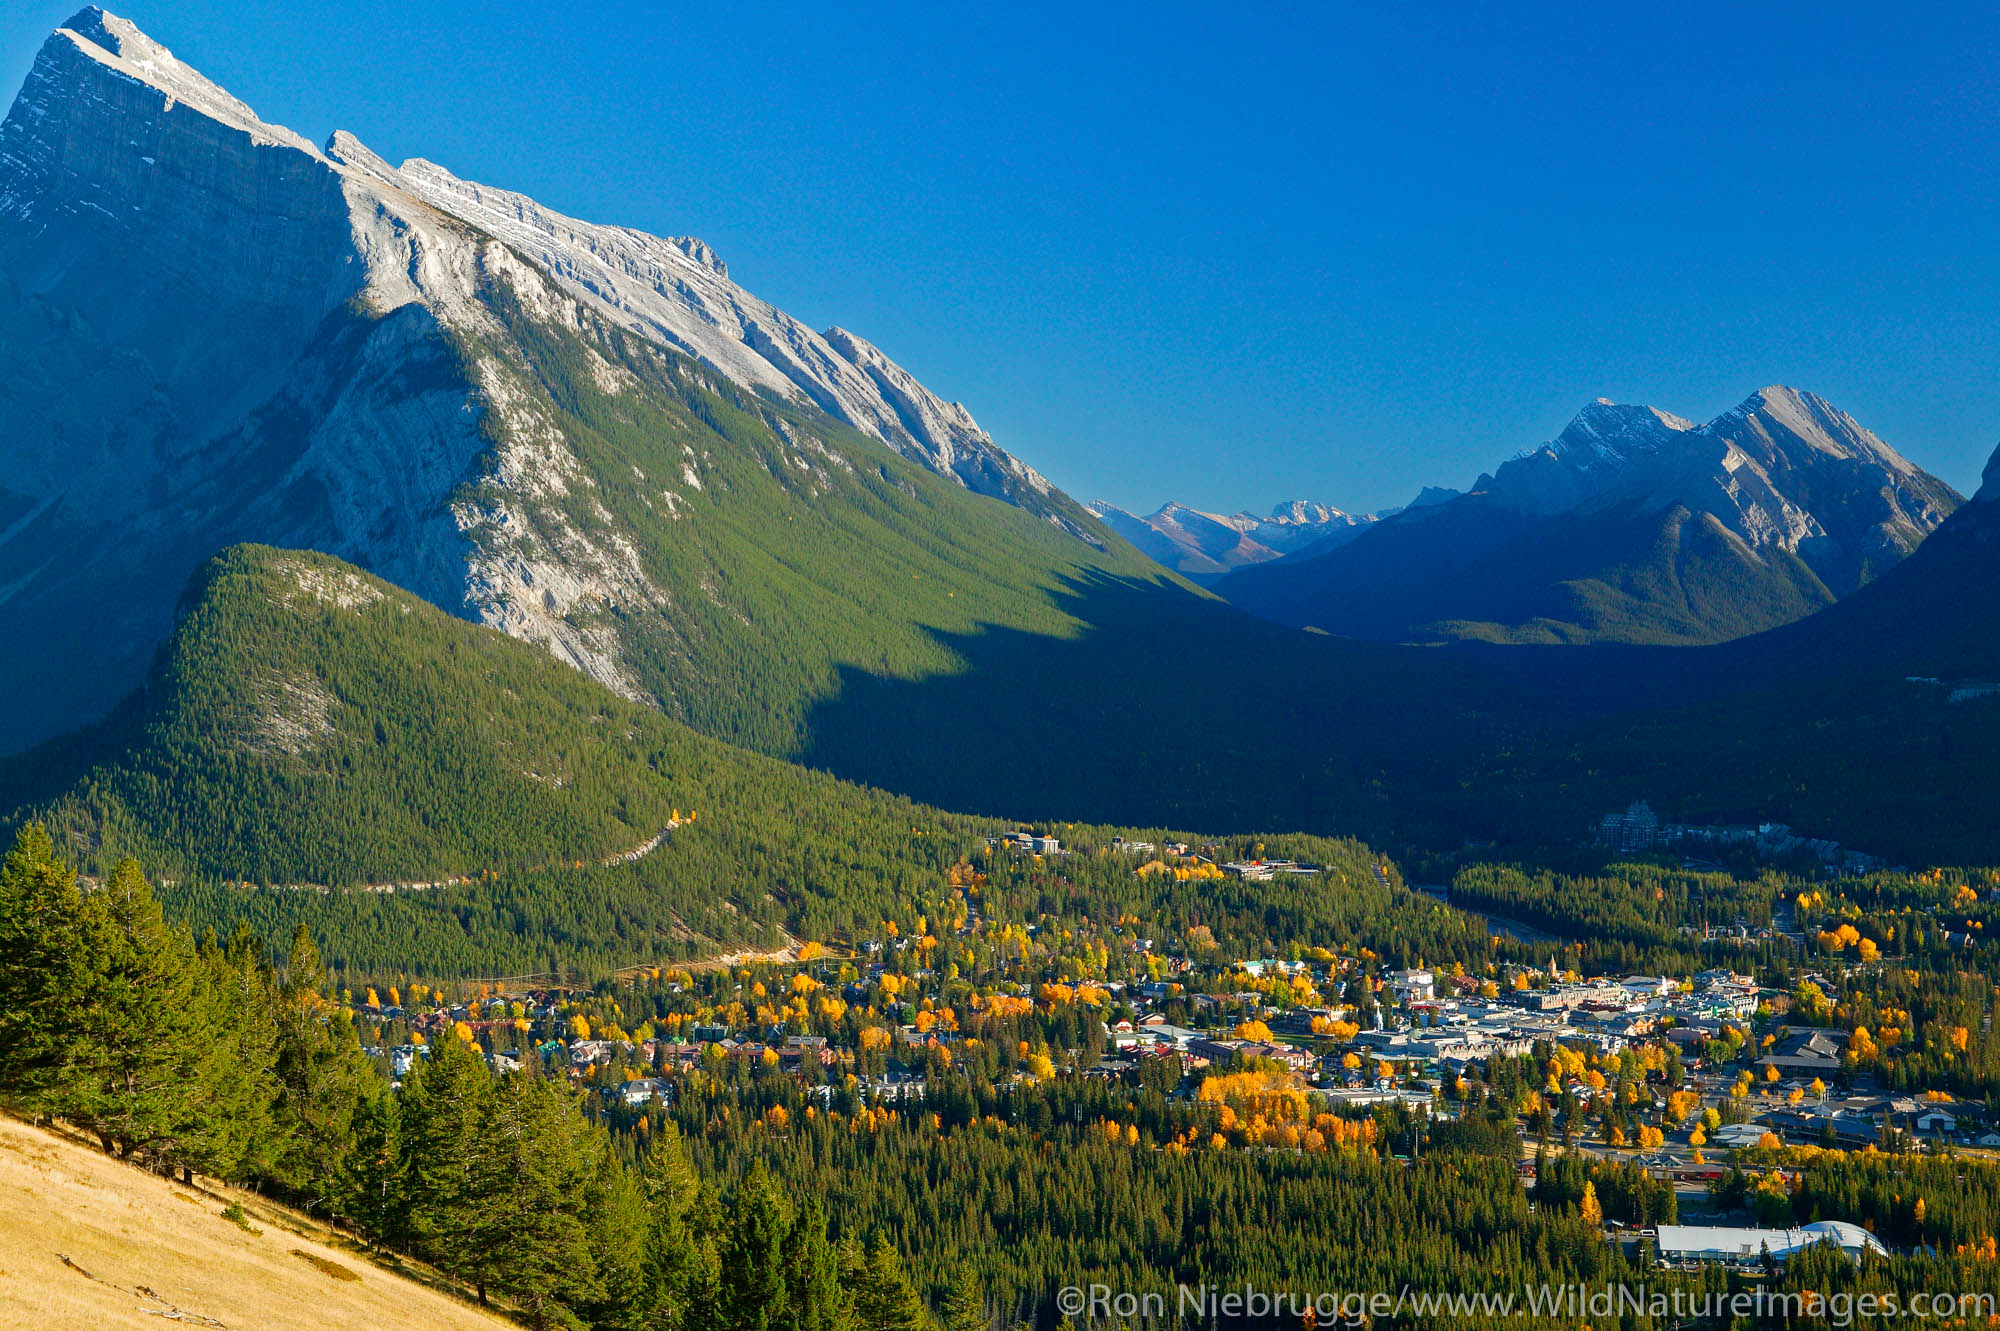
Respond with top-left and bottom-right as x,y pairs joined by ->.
1085,499 -> 1376,581
0,8 -> 1558,865
1435,446 -> 2000,864
0,8 -> 1117,753
1219,388 -> 1963,646
2,543 -> 1006,972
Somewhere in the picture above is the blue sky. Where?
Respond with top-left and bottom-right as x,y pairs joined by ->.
6,1 -> 1998,514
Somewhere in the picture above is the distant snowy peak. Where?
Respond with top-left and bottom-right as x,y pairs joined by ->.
323,141 -> 1072,529
1088,497 -> 1377,580
1481,386 -> 1945,522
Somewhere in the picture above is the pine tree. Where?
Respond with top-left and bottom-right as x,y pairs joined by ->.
271,925 -> 376,1208
850,1234 -> 927,1331
473,1071 -> 603,1329
940,1264 -> 987,1331
640,1165 -> 719,1331
0,825 -> 93,1115
581,1139 -> 653,1331
784,1196 -> 853,1331
722,1164 -> 790,1331
397,1032 -> 496,1285
340,1086 -> 405,1249
65,860 -> 210,1170
178,924 -> 279,1180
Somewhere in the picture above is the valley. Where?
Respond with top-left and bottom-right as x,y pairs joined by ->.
0,7 -> 1997,1331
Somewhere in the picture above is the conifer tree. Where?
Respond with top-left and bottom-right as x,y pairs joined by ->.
722,1164 -> 790,1331
783,1195 -> 853,1331
939,1265 -> 987,1331
271,924 -> 376,1209
66,860 -> 209,1170
850,1234 -> 928,1331
397,1032 -> 496,1285
473,1070 -> 603,1329
0,825 -> 93,1115
341,1086 -> 405,1250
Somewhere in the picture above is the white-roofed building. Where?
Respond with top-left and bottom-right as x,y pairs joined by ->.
1655,1221 -> 1888,1267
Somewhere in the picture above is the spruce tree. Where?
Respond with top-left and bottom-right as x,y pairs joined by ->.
721,1164 -> 790,1331
851,1234 -> 928,1331
0,825 -> 92,1115
782,1195 -> 852,1331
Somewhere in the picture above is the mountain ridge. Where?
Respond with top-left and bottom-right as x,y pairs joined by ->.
0,6 -> 1127,751
1219,386 -> 1962,646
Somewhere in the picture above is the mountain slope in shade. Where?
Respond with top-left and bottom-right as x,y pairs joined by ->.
1557,463 -> 2000,864
1220,388 -> 1962,646
0,7 -> 1123,752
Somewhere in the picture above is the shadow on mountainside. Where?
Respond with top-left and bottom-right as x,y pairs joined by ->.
800,512 -> 2000,866
795,565 -> 1561,857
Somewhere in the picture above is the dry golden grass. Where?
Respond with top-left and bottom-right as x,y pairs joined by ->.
0,1114 -> 516,1330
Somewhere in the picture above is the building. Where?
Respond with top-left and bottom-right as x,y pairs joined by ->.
1597,801 -> 1664,854
1389,968 -> 1436,1002
1655,1222 -> 1886,1267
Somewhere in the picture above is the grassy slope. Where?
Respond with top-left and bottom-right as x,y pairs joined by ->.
0,1115 -> 511,1331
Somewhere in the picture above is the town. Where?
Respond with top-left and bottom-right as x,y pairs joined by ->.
335,829 -> 2000,1275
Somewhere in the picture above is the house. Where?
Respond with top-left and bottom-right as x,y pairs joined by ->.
607,1078 -> 668,1108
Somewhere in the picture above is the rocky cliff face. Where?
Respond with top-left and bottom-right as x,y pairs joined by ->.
326,143 -> 1073,531
0,7 -> 1099,750
1477,387 -> 1955,594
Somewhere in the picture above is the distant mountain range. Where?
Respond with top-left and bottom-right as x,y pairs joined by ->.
1220,387 -> 1963,645
1088,490 -> 1457,583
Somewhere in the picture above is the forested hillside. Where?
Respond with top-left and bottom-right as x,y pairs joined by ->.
0,545 -> 1004,967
